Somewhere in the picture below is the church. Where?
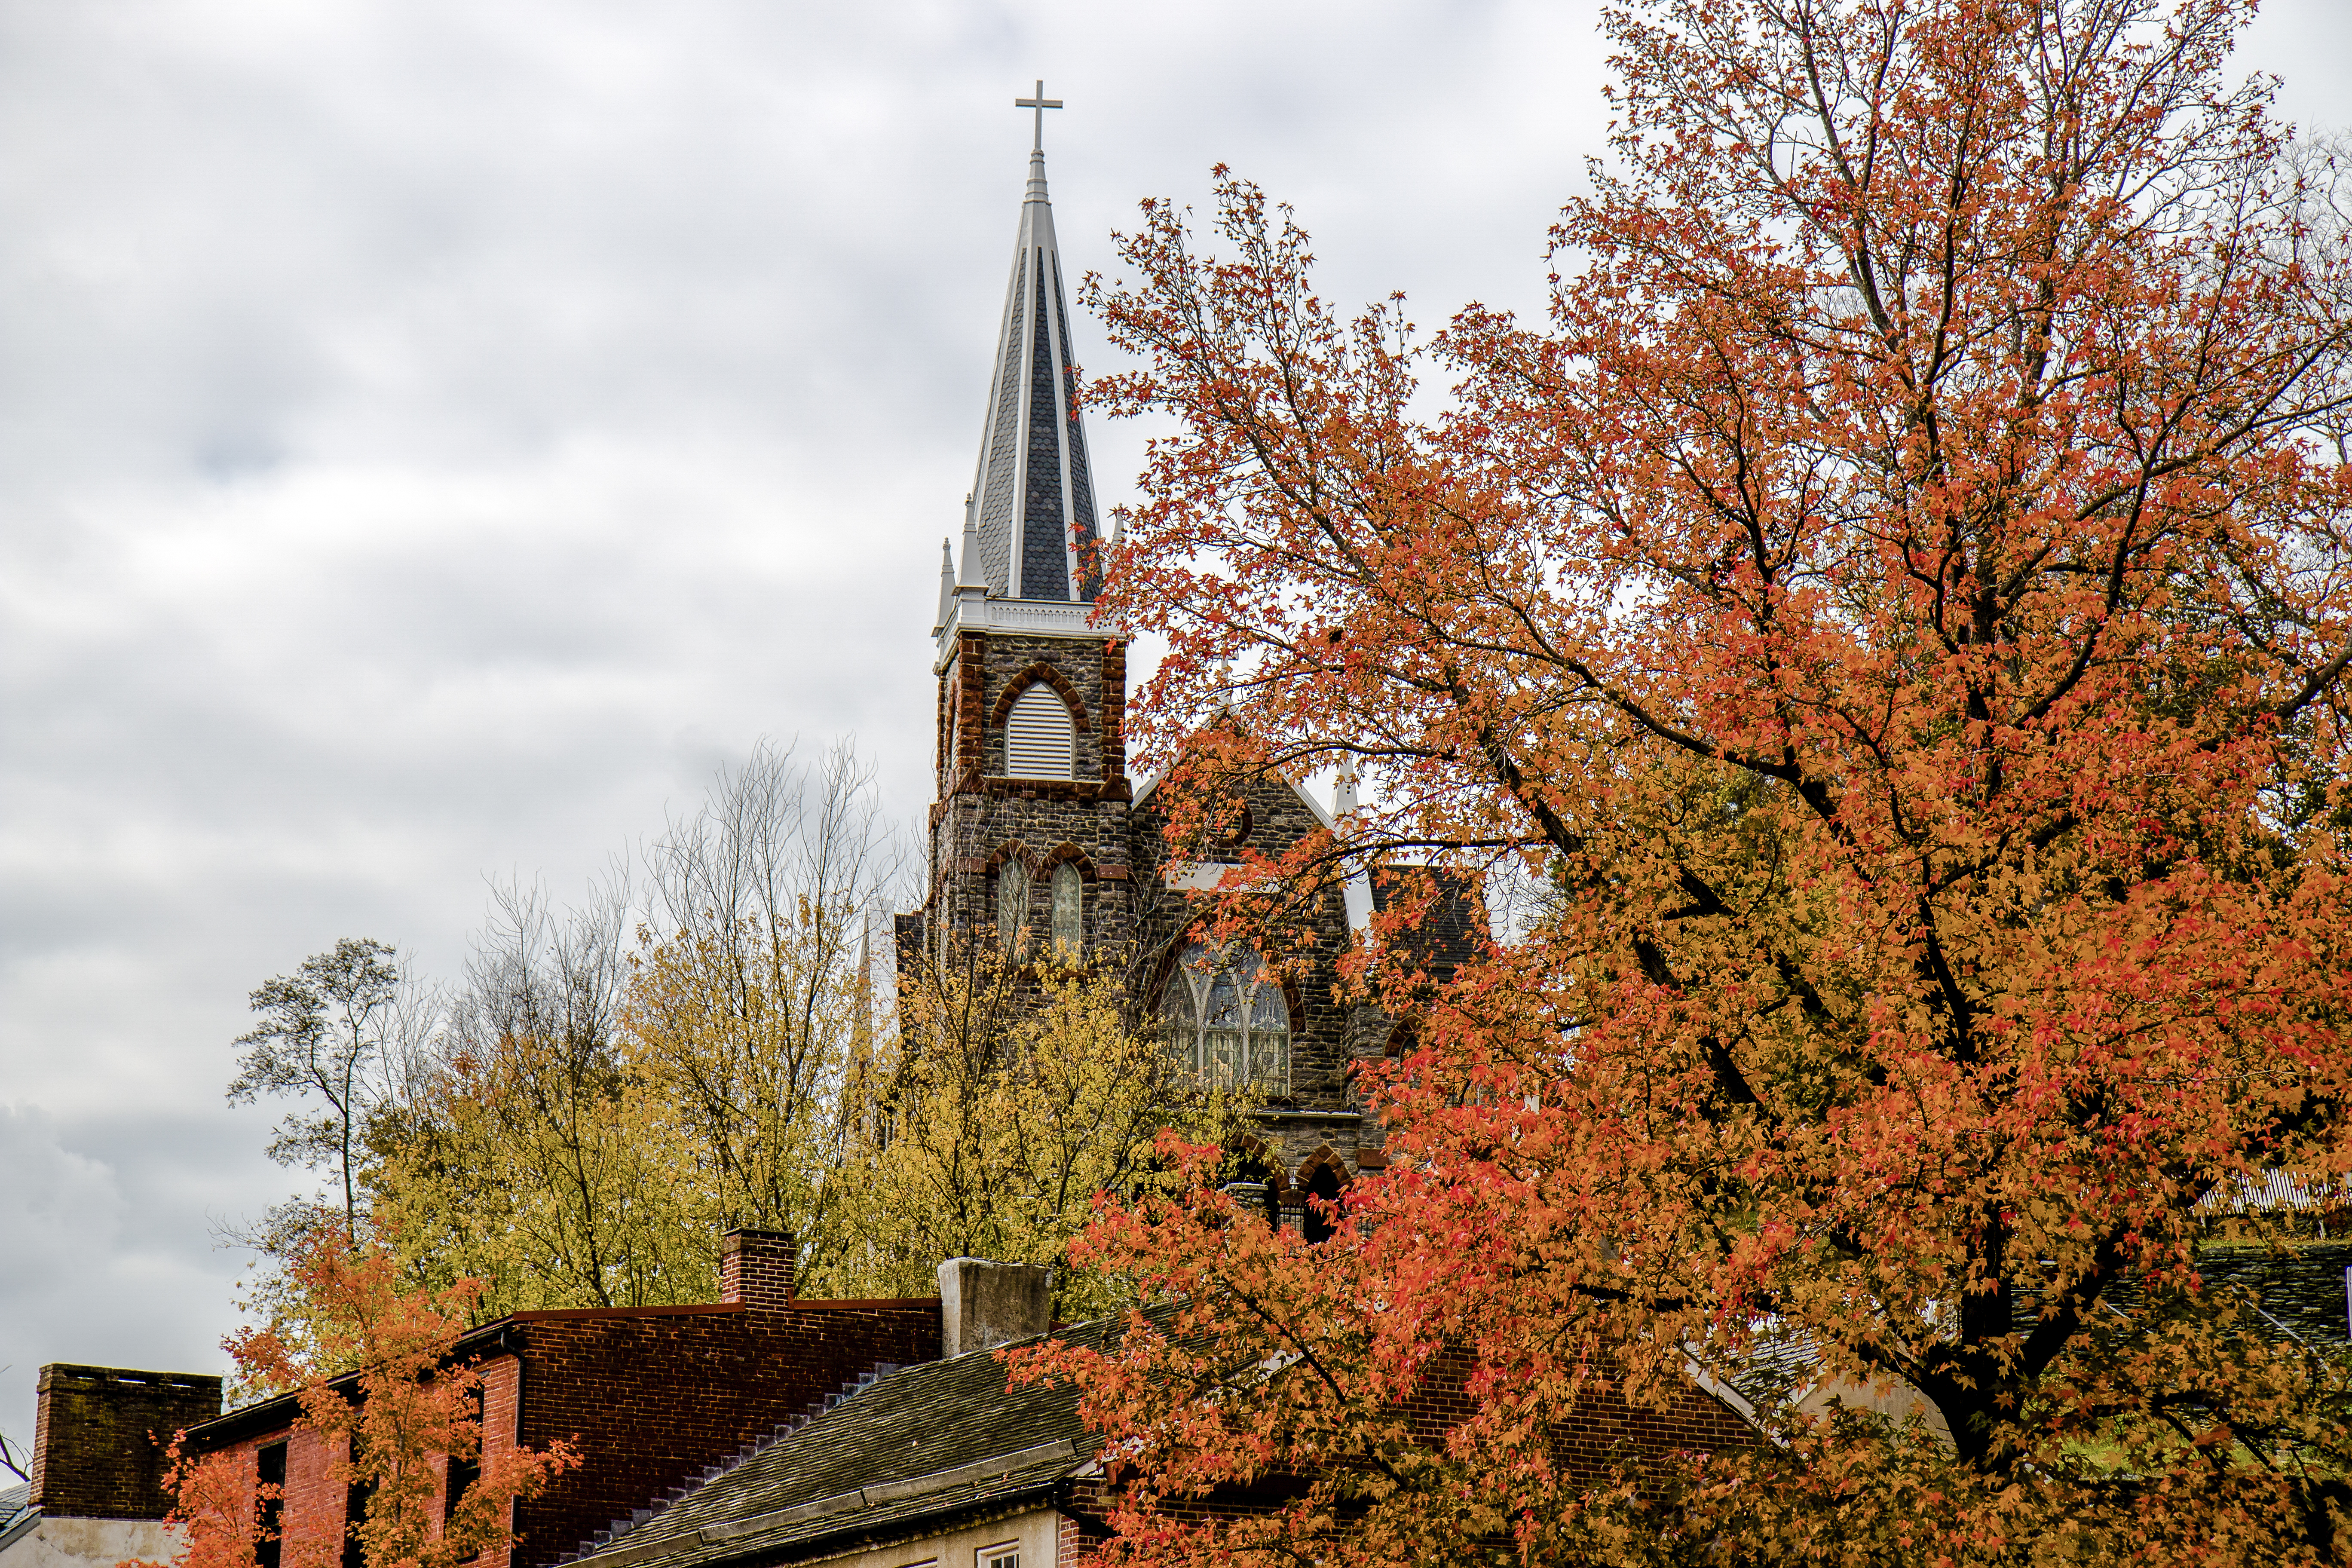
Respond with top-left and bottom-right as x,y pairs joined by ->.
895,88 -> 1455,1217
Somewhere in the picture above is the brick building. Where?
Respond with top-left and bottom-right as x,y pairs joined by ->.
556,1259 -> 1757,1568
181,1231 -> 938,1568
0,1365 -> 222,1568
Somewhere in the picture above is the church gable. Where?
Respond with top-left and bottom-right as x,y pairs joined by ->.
1128,754 -> 1364,1146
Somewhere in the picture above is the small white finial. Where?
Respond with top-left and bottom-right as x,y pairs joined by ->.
1335,754 -> 1360,821
956,500 -> 990,597
933,537 -> 956,636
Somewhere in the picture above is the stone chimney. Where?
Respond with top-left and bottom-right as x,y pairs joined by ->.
937,1258 -> 1053,1357
31,1365 -> 223,1520
719,1228 -> 796,1311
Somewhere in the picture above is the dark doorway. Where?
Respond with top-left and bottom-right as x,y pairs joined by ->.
1302,1163 -> 1345,1245
255,1443 -> 286,1568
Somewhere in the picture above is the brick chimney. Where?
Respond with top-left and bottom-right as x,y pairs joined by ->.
719,1228 -> 796,1311
30,1365 -> 223,1520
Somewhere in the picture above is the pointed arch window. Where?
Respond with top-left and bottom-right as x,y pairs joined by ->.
1050,862 -> 1083,953
1159,943 -> 1289,1092
996,861 -> 1031,953
1004,685 -> 1075,779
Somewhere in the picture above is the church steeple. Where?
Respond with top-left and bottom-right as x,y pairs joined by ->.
956,81 -> 1101,606
910,86 -> 1369,1192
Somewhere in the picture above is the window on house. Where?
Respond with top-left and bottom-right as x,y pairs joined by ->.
1050,862 -> 1082,953
996,861 -> 1031,953
255,1442 -> 287,1568
443,1445 -> 481,1525
979,1547 -> 1020,1568
1004,685 -> 1075,779
1159,943 -> 1290,1091
443,1388 -> 482,1525
342,1476 -> 374,1568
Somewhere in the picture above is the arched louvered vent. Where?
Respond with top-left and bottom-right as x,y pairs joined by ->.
1004,684 -> 1076,779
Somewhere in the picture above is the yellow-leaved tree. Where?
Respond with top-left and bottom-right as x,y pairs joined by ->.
619,739 -> 889,1282
367,741 -> 900,1313
812,938 -> 1251,1317
316,739 -> 1246,1326
371,879 -> 707,1314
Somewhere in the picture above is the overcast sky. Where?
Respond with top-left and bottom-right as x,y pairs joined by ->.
3,0 -> 2347,1456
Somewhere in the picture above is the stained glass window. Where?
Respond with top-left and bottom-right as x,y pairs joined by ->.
1050,862 -> 1083,953
996,862 -> 1030,952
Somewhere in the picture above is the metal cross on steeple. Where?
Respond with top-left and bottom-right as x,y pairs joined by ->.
1014,79 -> 1062,152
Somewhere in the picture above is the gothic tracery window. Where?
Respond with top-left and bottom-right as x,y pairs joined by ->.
1159,943 -> 1290,1092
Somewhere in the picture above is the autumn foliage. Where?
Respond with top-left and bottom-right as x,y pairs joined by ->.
821,940 -> 1250,1312
1028,0 -> 2352,1561
136,1234 -> 576,1568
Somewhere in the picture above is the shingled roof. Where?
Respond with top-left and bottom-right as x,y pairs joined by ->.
568,1323 -> 1104,1568
0,1482 -> 35,1554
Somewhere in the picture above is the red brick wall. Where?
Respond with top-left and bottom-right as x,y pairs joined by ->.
478,1354 -> 523,1568
207,1421 -> 343,1568
507,1301 -> 939,1567
1400,1348 -> 1755,1477
187,1299 -> 936,1568
195,1430 -> 269,1558
1055,1507 -> 1096,1568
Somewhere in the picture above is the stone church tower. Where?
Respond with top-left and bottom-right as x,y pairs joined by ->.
902,100 -> 1470,1223
922,106 -> 1136,964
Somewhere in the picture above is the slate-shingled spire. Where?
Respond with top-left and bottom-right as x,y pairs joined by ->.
960,89 -> 1102,604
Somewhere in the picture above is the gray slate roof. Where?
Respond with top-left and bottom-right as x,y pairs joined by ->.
570,1324 -> 1105,1568
0,1482 -> 38,1555
2138,1240 -> 2352,1345
955,138 -> 1101,608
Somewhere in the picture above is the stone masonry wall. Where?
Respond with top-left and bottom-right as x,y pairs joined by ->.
921,625 -> 1389,1186
929,629 -> 1135,959
1130,765 -> 1372,1177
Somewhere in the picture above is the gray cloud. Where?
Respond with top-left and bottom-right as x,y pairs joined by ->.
3,0 -> 2345,1449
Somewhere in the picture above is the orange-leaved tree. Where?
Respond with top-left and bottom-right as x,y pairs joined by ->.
1022,0 -> 2352,1562
131,1433 -> 267,1568
136,1233 -> 576,1568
